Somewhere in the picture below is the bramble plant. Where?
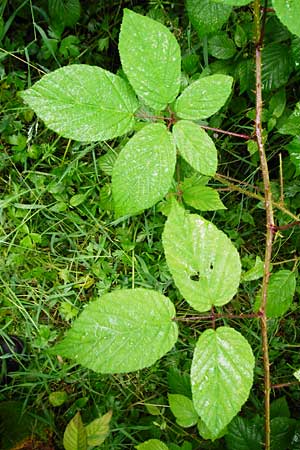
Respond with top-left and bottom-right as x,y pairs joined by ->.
20,1 -> 300,449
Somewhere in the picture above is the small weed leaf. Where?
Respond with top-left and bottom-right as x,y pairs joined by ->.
266,270 -> 296,318
191,327 -> 255,439
54,288 -> 178,373
86,410 -> 112,447
272,0 -> 300,38
168,394 -> 198,428
21,65 -> 139,142
63,412 -> 87,450
186,0 -> 232,38
119,9 -> 181,110
162,201 -> 241,312
112,123 -> 176,216
174,74 -> 233,120
172,120 -> 217,176
135,440 -> 169,450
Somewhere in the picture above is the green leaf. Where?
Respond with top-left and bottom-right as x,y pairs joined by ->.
20,65 -> 138,142
287,140 -> 300,175
293,368 -> 300,382
208,33 -> 236,59
162,201 -> 241,312
85,410 -> 112,447
236,59 -> 255,94
172,120 -> 217,176
272,0 -> 300,38
266,270 -> 296,318
63,412 -> 87,450
168,394 -> 198,428
278,103 -> 300,136
191,327 -> 255,438
174,74 -> 233,120
49,0 -> 81,27
182,185 -> 226,211
271,417 -> 297,450
186,0 -> 232,38
225,416 -> 263,450
135,440 -> 169,450
49,390 -> 68,407
241,256 -> 265,282
270,397 -> 290,419
112,123 -> 176,216
262,43 -> 293,91
197,418 -> 227,441
119,9 -> 181,110
54,288 -> 178,373
214,0 -> 251,4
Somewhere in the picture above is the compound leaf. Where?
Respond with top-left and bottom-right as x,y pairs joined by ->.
162,202 -> 241,312
63,412 -> 87,450
21,65 -> 138,142
54,288 -> 178,373
174,75 -> 233,120
272,0 -> 300,38
191,327 -> 255,438
112,123 -> 176,216
119,9 -> 181,110
186,0 -> 232,38
172,120 -> 217,176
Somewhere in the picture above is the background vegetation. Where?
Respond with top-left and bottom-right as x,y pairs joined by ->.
1,0 -> 300,449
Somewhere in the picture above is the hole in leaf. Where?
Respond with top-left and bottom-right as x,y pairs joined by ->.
210,262 -> 214,270
190,272 -> 200,281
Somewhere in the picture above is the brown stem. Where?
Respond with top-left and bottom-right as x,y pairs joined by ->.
254,1 -> 273,448
200,125 -> 253,140
271,381 -> 300,389
173,312 -> 261,322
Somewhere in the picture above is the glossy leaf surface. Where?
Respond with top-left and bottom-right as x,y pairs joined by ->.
162,202 -> 241,312
172,120 -> 217,176
119,9 -> 181,110
112,123 -> 176,216
272,0 -> 300,38
21,65 -> 138,142
191,327 -> 255,438
174,75 -> 233,120
55,288 -> 178,373
186,0 -> 232,38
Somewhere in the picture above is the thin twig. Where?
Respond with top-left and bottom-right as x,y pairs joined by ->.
174,312 -> 261,322
200,125 -> 253,140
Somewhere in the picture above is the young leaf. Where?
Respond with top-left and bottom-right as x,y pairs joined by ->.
119,9 -> 181,110
266,270 -> 296,318
272,0 -> 300,38
182,185 -> 226,211
54,288 -> 178,373
191,327 -> 255,439
225,416 -> 263,450
172,120 -> 217,176
186,0 -> 232,38
168,394 -> 198,427
174,74 -> 233,120
136,440 -> 169,450
85,410 -> 112,447
63,412 -> 87,450
162,201 -> 241,312
112,123 -> 176,216
20,65 -> 138,142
